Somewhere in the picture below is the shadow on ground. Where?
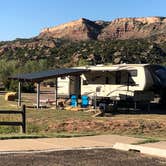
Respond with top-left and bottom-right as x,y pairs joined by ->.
0,148 -> 165,166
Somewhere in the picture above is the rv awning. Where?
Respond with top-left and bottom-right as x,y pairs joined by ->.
9,68 -> 89,82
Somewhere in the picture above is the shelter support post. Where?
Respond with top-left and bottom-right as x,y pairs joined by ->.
93,92 -> 97,110
18,81 -> 22,107
55,78 -> 58,109
36,82 -> 40,109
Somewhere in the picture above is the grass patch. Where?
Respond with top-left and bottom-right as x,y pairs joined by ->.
0,132 -> 97,140
46,132 -> 98,138
0,134 -> 47,140
0,93 -> 166,140
0,126 -> 20,134
133,138 -> 160,145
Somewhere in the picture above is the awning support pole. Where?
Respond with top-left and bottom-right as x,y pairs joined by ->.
18,81 -> 21,107
37,82 -> 40,109
55,78 -> 58,109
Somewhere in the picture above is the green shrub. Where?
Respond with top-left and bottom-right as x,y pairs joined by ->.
0,126 -> 19,134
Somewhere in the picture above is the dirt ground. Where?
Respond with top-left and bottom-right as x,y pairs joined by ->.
46,118 -> 166,139
0,148 -> 165,166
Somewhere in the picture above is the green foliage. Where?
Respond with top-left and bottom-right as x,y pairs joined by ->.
27,123 -> 41,133
0,37 -> 166,91
0,59 -> 49,92
133,138 -> 160,145
19,59 -> 49,73
0,60 -> 18,90
78,58 -> 88,66
1,38 -> 166,67
0,126 -> 19,134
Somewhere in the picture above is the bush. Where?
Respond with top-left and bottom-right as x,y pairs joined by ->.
0,59 -> 48,92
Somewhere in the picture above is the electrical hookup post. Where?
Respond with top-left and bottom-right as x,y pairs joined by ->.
93,86 -> 101,110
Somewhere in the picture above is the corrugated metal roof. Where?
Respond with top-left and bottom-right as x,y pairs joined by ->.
9,68 -> 89,82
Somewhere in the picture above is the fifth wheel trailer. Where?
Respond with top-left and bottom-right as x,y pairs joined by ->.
57,64 -> 166,108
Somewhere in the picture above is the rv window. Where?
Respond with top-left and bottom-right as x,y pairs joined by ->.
83,80 -> 88,85
60,76 -> 66,80
105,77 -> 109,84
130,70 -> 137,77
154,68 -> 166,86
116,71 -> 121,84
155,68 -> 166,81
150,65 -> 166,87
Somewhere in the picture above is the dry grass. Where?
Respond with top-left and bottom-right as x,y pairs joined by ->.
0,92 -> 166,140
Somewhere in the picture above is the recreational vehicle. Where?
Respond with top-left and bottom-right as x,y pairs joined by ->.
58,64 -> 166,108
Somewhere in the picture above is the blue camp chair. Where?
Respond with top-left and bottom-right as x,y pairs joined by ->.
71,95 -> 77,107
81,95 -> 89,108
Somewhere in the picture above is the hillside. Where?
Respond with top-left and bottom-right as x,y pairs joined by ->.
0,17 -> 166,65
0,16 -> 166,90
39,18 -> 102,41
39,16 -> 166,42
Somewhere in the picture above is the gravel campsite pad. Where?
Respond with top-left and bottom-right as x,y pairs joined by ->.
0,148 -> 165,166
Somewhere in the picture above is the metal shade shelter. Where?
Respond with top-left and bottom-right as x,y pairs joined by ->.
9,68 -> 89,109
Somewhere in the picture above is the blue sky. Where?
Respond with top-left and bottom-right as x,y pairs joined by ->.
0,0 -> 165,41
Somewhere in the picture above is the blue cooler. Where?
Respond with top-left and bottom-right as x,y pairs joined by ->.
81,95 -> 89,108
71,95 -> 77,107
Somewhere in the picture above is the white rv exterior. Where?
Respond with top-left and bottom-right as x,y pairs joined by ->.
57,64 -> 166,102
57,77 -> 70,96
79,64 -> 154,101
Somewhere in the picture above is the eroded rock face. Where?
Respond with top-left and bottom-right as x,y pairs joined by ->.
98,16 -> 166,40
0,16 -> 166,65
39,18 -> 102,41
39,16 -> 166,41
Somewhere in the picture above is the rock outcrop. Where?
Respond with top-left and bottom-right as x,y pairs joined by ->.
0,16 -> 166,66
39,18 -> 102,41
39,16 -> 166,41
98,16 -> 166,40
